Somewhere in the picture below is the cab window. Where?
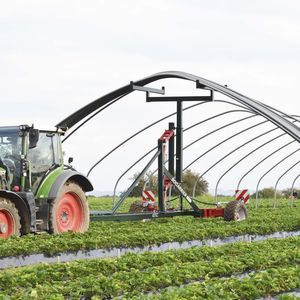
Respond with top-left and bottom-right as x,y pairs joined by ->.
27,133 -> 59,192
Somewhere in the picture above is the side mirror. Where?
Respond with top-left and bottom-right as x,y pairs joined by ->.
29,128 -> 39,149
68,157 -> 73,164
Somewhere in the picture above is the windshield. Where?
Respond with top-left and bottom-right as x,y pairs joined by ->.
0,127 -> 22,159
27,132 -> 60,193
0,127 -> 22,188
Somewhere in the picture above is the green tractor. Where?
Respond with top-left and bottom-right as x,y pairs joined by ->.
0,125 -> 92,238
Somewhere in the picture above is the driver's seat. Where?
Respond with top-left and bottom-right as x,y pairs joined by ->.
0,159 -> 10,190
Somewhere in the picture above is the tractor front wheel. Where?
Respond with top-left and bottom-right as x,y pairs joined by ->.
49,182 -> 90,233
224,200 -> 247,221
0,197 -> 21,238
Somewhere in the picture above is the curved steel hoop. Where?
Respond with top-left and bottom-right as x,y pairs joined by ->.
55,71 -> 299,206
255,148 -> 300,208
274,161 -> 300,208
57,71 -> 300,142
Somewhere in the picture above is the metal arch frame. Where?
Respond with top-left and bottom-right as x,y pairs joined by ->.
64,97 -> 248,144
187,117 -> 296,192
62,93 -> 130,143
56,71 -> 300,143
197,117 -> 300,199
112,147 -> 156,204
86,100 -> 208,177
255,148 -> 300,208
87,100 -> 248,177
54,71 -> 299,216
289,173 -> 300,208
236,116 -> 300,190
168,116 -> 267,199
118,112 -> 295,199
87,101 -> 297,201
141,112 -> 257,194
274,161 -> 300,208
187,113 -> 300,181
291,174 -> 300,196
215,121 -> 295,198
192,124 -> 285,197
184,119 -> 268,171
236,140 -> 296,190
214,130 -> 291,199
182,110 -> 254,149
112,107 -> 254,200
261,104 -> 300,123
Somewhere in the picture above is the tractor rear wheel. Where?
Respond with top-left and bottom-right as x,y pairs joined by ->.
0,197 -> 21,238
49,182 -> 90,233
224,200 -> 247,221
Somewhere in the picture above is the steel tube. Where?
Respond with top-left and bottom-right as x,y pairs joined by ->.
274,161 -> 300,208
255,148 -> 300,208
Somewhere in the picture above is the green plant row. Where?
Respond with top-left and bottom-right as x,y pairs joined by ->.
135,266 -> 300,300
0,204 -> 298,258
0,237 -> 298,299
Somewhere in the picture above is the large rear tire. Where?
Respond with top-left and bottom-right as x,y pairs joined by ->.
49,181 -> 90,233
224,200 -> 247,221
0,197 -> 21,238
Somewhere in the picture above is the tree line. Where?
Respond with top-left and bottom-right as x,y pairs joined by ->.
128,169 -> 208,197
127,169 -> 299,199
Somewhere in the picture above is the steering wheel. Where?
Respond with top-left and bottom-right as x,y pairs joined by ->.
3,155 -> 20,175
2,158 -> 16,173
4,154 -> 19,162
0,158 -> 14,186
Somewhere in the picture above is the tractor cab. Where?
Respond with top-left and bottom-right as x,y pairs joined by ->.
0,125 -> 63,194
0,125 -> 91,237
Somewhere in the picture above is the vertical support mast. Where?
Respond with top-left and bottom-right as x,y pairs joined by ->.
168,122 -> 175,176
157,138 -> 165,212
176,101 -> 183,210
157,127 -> 175,212
176,101 -> 183,183
145,85 -> 213,188
131,83 -> 213,213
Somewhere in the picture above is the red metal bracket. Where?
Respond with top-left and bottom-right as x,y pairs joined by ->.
201,208 -> 225,218
159,130 -> 174,142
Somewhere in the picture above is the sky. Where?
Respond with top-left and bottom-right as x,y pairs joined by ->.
1,0 -> 300,195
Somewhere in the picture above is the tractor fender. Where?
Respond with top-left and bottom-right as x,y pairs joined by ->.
48,170 -> 93,199
0,191 -> 31,234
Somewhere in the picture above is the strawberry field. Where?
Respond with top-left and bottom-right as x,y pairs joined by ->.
0,197 -> 299,299
0,197 -> 298,257
0,236 -> 299,299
